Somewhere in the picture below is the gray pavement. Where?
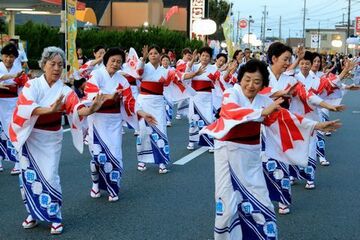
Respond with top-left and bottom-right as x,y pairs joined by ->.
1,91 -> 360,240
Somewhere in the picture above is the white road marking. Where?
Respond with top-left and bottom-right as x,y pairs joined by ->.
173,147 -> 208,165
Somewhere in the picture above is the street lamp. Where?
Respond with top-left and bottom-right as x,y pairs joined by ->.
193,18 -> 217,45
247,15 -> 254,49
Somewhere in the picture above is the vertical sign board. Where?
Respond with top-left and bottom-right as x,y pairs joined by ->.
356,17 -> 360,36
67,0 -> 78,77
190,0 -> 205,39
311,34 -> 320,49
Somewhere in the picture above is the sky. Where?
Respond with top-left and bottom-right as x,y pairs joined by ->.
230,0 -> 360,40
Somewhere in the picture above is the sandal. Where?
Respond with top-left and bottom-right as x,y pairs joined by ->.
50,223 -> 63,235
137,163 -> 147,172
305,182 -> 316,189
90,188 -> 101,198
278,206 -> 290,215
22,216 -> 38,229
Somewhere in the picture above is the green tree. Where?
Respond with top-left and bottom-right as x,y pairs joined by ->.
209,0 -> 231,40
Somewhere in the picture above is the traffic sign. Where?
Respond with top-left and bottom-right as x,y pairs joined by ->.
239,19 -> 248,29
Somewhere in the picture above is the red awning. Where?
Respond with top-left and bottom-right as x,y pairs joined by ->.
41,0 -> 86,10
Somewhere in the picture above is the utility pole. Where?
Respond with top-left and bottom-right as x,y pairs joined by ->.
317,21 -> 320,52
260,15 -> 264,44
302,0 -> 307,45
262,5 -> 267,52
236,11 -> 240,45
279,16 -> 282,42
347,0 -> 351,38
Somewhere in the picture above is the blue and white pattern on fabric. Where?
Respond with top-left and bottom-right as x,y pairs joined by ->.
138,122 -> 170,165
289,156 -> 316,182
93,127 -> 123,197
164,97 -> 173,122
316,131 -> 326,159
214,217 -> 242,235
19,144 -> 62,223
230,167 -> 277,240
262,158 -> 291,205
189,103 -> 214,147
0,122 -> 18,162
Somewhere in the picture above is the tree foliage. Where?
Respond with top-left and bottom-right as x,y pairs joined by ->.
209,0 -> 231,40
15,21 -> 203,69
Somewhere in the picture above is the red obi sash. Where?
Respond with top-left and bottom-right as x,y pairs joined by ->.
126,75 -> 137,86
0,85 -> 18,98
34,112 -> 62,131
191,80 -> 213,92
220,121 -> 261,145
140,81 -> 164,95
97,98 -> 121,113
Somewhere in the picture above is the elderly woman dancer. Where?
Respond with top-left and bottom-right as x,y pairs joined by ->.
9,47 -> 106,235
200,60 -> 340,240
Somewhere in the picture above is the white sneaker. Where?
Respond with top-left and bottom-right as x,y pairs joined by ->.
166,121 -> 172,127
50,223 -> 63,235
208,147 -> 214,153
137,163 -> 147,172
187,142 -> 195,150
175,114 -> 182,120
325,132 -> 331,136
134,130 -> 139,136
108,195 -> 119,202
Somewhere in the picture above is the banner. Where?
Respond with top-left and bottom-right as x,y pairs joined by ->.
222,3 -> 234,58
190,0 -> 206,39
356,17 -> 360,35
165,6 -> 179,22
66,0 -> 78,76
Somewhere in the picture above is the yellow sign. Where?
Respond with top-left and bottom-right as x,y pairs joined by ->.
67,0 -> 78,74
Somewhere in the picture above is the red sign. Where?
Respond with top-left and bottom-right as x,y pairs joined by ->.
356,17 -> 360,35
239,19 -> 248,29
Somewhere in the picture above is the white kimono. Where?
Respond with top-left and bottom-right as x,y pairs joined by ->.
135,62 -> 177,165
201,84 -> 317,240
0,62 -> 24,162
84,66 -> 137,197
10,75 -> 83,223
187,63 -> 219,147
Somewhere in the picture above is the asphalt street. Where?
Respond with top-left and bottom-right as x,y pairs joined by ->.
1,91 -> 360,240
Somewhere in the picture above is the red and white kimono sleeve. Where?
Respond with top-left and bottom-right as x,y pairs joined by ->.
200,89 -> 263,139
9,81 -> 41,152
83,71 -> 101,100
163,69 -> 195,101
264,109 -> 317,167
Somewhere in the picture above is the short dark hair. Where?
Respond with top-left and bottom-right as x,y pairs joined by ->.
199,46 -> 212,58
103,47 -> 125,65
302,51 -> 313,63
267,42 -> 292,64
148,44 -> 161,54
161,54 -> 170,61
1,43 -> 19,58
216,53 -> 228,63
74,78 -> 86,89
237,59 -> 269,87
232,49 -> 242,60
93,45 -> 105,54
182,48 -> 192,55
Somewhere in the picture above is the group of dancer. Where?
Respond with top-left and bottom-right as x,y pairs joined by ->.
0,41 -> 358,238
